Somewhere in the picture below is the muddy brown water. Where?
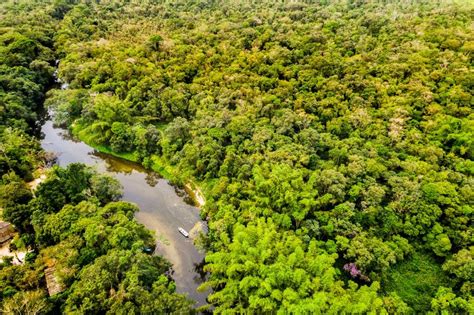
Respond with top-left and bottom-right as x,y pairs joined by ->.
40,117 -> 208,307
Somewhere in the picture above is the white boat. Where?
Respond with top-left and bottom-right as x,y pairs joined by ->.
178,227 -> 189,238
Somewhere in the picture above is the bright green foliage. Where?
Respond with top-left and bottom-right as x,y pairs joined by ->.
1,0 -> 473,312
0,1 -> 191,313
203,218 -> 408,313
443,247 -> 474,296
48,0 -> 473,311
430,287 -> 473,314
338,233 -> 412,277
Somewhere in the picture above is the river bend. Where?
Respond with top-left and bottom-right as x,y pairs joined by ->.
40,116 -> 208,306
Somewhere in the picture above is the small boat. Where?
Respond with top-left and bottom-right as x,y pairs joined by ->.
178,227 -> 189,238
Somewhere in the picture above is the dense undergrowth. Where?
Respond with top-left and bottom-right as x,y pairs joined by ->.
1,0 -> 473,313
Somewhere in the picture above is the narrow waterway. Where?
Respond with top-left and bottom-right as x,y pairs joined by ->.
40,115 -> 208,307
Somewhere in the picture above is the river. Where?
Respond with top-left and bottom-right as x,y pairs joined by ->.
40,114 -> 208,307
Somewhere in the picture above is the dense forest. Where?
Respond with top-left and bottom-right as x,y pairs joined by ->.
0,1 -> 191,313
1,0 -> 473,313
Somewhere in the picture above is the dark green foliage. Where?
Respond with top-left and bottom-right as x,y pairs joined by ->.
0,167 -> 191,313
49,0 -> 473,311
0,129 -> 42,180
64,250 -> 191,314
0,2 -> 56,133
29,163 -> 122,216
35,199 -> 191,313
0,0 -> 473,313
147,34 -> 163,51
0,1 -> 192,313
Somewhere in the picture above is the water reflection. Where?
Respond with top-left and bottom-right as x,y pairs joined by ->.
93,152 -> 143,174
40,116 -> 209,307
193,258 -> 208,284
145,173 -> 161,187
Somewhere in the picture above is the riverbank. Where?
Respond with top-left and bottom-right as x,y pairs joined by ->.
70,121 -> 207,209
41,116 -> 209,306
